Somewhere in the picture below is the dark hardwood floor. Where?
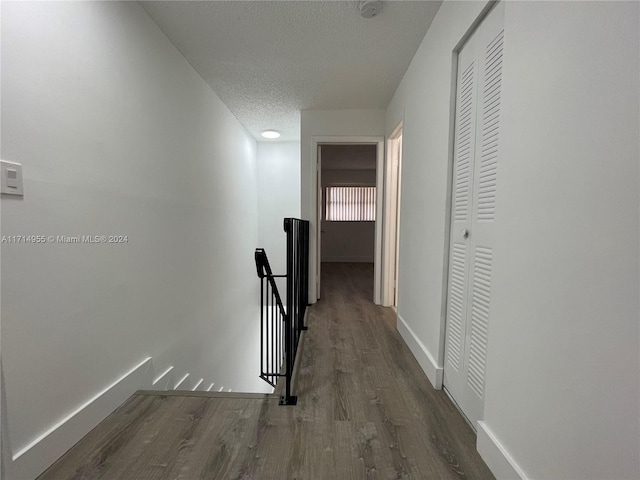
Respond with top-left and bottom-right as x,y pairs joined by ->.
38,262 -> 494,480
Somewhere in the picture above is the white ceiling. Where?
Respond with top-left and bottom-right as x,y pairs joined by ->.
141,1 -> 442,141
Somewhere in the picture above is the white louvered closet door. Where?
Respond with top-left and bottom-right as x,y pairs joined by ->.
443,1 -> 504,429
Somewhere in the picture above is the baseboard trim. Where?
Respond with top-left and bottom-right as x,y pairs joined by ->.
7,357 -> 153,480
477,421 -> 527,480
397,314 -> 443,389
135,390 -> 278,400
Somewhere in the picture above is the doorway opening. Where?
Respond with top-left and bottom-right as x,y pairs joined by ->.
312,138 -> 384,304
319,144 -> 377,299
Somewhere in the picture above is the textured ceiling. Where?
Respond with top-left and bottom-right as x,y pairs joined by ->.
141,1 -> 442,141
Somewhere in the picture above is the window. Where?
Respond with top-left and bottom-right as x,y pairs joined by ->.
325,186 -> 376,221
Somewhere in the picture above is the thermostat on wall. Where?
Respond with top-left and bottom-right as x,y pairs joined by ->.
1,160 -> 24,196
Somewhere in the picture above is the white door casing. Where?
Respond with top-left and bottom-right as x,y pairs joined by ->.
443,1 -> 504,429
393,133 -> 402,307
383,124 -> 403,307
316,145 -> 322,300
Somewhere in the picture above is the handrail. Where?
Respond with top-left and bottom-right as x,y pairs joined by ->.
255,217 -> 310,406
255,248 -> 287,393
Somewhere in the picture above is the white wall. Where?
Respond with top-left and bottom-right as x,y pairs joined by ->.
257,141 -> 301,294
386,0 -> 488,388
300,109 -> 385,301
387,1 -> 640,479
321,169 -> 376,263
481,2 -> 639,480
0,2 -> 268,479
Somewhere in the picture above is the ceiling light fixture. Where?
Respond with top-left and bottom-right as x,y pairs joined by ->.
359,0 -> 383,19
261,130 -> 281,139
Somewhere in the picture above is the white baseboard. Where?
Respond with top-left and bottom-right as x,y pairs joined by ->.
321,256 -> 373,263
477,421 -> 527,480
6,357 -> 153,480
397,314 -> 443,389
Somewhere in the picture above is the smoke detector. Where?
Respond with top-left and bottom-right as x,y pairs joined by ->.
359,0 -> 383,19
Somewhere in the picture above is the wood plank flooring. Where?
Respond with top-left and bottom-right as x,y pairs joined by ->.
38,263 -> 494,480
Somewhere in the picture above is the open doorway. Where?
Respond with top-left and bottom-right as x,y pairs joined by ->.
383,124 -> 403,307
320,144 -> 377,299
313,139 -> 384,304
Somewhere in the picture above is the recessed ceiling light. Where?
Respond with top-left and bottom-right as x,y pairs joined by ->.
261,130 -> 281,139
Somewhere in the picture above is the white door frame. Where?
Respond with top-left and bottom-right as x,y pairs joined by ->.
316,144 -> 323,301
311,136 -> 385,304
382,123 -> 403,307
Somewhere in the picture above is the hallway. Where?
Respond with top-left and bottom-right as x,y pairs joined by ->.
39,264 -> 494,479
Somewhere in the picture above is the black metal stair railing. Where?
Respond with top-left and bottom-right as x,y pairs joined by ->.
255,218 -> 310,405
285,217 -> 310,335
254,248 -> 287,393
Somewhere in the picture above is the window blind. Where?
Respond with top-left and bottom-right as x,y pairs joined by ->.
325,186 -> 376,221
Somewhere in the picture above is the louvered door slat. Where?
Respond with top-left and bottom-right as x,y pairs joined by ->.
446,242 -> 467,371
466,247 -> 493,398
477,29 -> 504,222
453,62 -> 476,222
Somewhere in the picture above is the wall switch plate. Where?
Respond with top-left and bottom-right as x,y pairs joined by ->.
1,160 -> 24,196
